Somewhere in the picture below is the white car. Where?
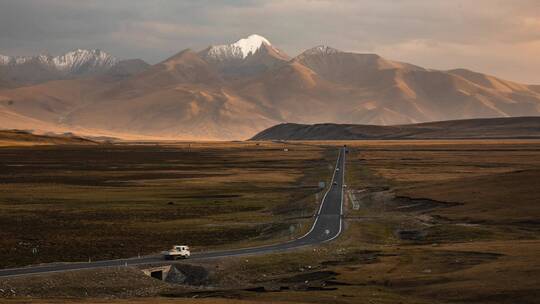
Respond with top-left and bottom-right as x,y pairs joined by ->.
162,245 -> 191,260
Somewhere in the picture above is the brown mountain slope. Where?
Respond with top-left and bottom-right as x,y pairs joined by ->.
0,78 -> 109,125
66,84 -> 278,140
234,61 -> 343,123
294,46 -> 422,86
121,49 -> 222,90
0,58 -> 62,87
448,68 -> 530,92
93,49 -> 223,102
251,117 -> 540,140
104,59 -> 151,79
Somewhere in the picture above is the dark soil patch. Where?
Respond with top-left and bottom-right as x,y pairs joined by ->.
390,196 -> 460,212
456,289 -> 540,304
166,264 -> 210,285
396,229 -> 426,241
422,224 -> 494,243
321,250 -> 380,266
0,172 -> 221,187
279,270 -> 338,284
161,290 -> 242,299
325,280 -> 353,286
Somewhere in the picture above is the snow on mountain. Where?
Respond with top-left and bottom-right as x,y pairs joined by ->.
52,49 -> 117,73
0,49 -> 117,74
0,54 -> 35,65
0,54 -> 10,65
37,54 -> 52,64
232,34 -> 271,58
203,34 -> 273,61
299,45 -> 342,57
198,34 -> 290,78
0,55 -> 34,65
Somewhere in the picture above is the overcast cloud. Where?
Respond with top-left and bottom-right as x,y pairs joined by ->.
0,0 -> 539,83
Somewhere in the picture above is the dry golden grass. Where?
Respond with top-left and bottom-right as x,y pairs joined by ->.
344,140 -> 540,223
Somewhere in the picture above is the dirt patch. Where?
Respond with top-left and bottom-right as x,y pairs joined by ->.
165,264 -> 210,285
278,270 -> 338,284
0,267 -> 171,298
391,196 -> 460,212
396,229 -> 426,241
350,188 -> 458,214
321,250 -> 380,266
161,289 -> 243,299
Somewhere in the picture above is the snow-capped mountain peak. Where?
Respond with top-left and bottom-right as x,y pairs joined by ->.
301,45 -> 342,56
0,49 -> 117,74
0,54 -> 10,65
203,34 -> 273,61
231,34 -> 271,58
37,54 -> 52,63
52,49 -> 117,72
0,55 -> 34,65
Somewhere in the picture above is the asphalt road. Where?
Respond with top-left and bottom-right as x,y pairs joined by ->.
0,148 -> 346,278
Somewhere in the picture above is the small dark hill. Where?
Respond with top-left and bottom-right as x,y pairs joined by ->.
0,130 -> 98,146
250,117 -> 540,140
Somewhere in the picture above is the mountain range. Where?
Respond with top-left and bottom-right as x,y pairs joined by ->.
1,34 -> 539,140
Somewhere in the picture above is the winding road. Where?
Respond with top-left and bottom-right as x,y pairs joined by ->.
0,148 -> 346,278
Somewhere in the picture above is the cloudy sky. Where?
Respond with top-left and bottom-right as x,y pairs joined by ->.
1,0 -> 539,83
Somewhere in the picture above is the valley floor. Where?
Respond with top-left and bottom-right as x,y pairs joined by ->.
1,140 -> 539,303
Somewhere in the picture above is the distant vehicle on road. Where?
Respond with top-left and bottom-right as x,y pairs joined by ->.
336,168 -> 340,171
333,181 -> 338,185
162,245 -> 190,260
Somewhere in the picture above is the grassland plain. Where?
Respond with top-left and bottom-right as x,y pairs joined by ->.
1,140 -> 540,304
0,141 -> 336,268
